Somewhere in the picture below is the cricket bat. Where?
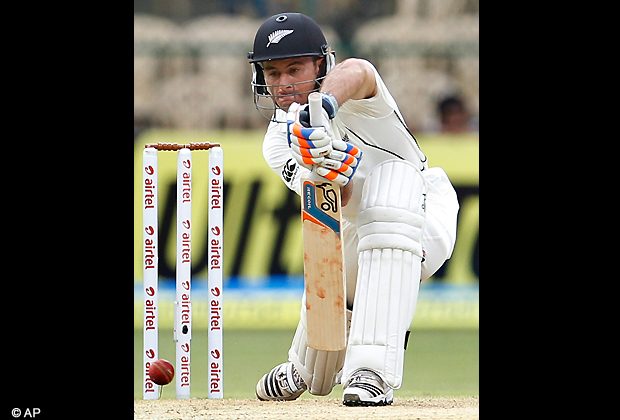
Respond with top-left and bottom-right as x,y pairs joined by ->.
301,92 -> 347,352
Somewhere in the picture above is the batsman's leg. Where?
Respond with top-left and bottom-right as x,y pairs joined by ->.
287,294 -> 351,396
419,167 -> 459,281
281,220 -> 358,397
257,222 -> 357,400
342,159 -> 426,406
256,302 -> 352,400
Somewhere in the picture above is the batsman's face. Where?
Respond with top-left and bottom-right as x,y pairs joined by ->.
262,57 -> 323,110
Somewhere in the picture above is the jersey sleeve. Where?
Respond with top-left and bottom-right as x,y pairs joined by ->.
338,59 -> 398,119
262,120 -> 309,196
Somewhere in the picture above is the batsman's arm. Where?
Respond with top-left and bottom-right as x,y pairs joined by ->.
319,58 -> 378,105
263,122 -> 310,196
314,60 -> 375,207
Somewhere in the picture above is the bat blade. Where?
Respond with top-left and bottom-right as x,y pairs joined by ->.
302,92 -> 346,352
302,178 -> 346,351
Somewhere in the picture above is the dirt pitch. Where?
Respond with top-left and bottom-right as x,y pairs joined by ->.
134,397 -> 478,419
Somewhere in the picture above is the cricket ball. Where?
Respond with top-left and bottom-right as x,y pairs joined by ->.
148,359 -> 174,385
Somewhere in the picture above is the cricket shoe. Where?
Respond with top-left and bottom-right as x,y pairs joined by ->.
342,369 -> 394,406
256,362 -> 307,401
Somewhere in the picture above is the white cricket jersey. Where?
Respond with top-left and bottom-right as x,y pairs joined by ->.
262,59 -> 428,222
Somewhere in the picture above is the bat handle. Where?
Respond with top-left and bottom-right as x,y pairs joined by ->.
308,92 -> 323,127
307,91 -> 339,189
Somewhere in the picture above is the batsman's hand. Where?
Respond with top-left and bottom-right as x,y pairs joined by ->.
315,140 -> 363,187
287,102 -> 333,170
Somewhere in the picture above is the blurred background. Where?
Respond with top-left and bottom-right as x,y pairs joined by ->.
134,0 -> 478,134
134,0 -> 478,399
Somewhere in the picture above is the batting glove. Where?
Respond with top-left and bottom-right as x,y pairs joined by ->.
315,140 -> 363,187
287,102 -> 333,170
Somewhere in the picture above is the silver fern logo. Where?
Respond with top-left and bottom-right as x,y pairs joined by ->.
266,29 -> 294,47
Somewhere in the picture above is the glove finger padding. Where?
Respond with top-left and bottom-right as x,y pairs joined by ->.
289,130 -> 332,168
290,143 -> 326,167
291,124 -> 331,143
287,101 -> 334,170
290,131 -> 332,149
315,140 -> 363,187
326,150 -> 360,169
315,166 -> 351,187
321,158 -> 354,177
332,139 -> 362,158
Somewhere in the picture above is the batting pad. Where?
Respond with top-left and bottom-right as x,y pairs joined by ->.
288,294 -> 350,395
342,159 -> 425,389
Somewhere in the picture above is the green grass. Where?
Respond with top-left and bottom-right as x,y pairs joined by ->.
135,328 -> 478,399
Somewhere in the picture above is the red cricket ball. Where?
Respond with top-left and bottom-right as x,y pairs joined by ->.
148,359 -> 175,385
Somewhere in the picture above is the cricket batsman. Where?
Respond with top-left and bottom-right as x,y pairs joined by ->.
248,13 -> 460,406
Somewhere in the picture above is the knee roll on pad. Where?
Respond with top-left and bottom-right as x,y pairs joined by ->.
356,159 -> 426,259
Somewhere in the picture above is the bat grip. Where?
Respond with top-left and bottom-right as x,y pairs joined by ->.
308,92 -> 323,127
